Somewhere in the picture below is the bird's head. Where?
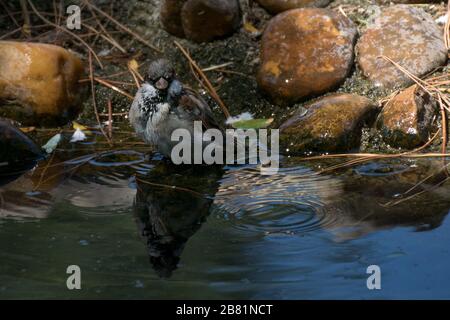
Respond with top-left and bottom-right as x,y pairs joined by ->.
145,59 -> 176,91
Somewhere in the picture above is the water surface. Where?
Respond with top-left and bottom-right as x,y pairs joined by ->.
1,131 -> 450,299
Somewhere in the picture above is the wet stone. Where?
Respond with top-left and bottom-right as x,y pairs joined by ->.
0,41 -> 85,126
376,0 -> 441,3
376,85 -> 437,149
356,5 -> 447,89
255,0 -> 332,14
160,0 -> 186,38
280,94 -> 378,153
0,119 -> 44,179
257,8 -> 357,104
160,0 -> 241,43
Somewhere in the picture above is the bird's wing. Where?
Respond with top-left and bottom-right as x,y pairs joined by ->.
176,87 -> 223,131
129,87 -> 149,139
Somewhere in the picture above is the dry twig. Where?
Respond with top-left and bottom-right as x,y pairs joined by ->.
88,51 -> 112,146
107,99 -> 113,140
94,78 -> 134,100
27,0 -> 104,68
174,41 -> 231,118
19,0 -> 31,37
84,1 -> 162,53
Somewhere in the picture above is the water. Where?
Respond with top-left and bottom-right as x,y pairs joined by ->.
1,131 -> 450,299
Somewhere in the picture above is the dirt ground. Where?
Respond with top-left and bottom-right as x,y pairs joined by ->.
1,0 -> 449,151
109,0 -> 448,125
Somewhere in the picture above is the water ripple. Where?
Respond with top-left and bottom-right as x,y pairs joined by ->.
89,150 -> 145,167
213,166 -> 343,234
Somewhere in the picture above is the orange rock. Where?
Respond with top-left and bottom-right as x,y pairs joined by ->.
0,41 -> 85,126
376,0 -> 440,3
356,5 -> 447,89
257,8 -> 357,104
376,85 -> 437,149
255,0 -> 331,14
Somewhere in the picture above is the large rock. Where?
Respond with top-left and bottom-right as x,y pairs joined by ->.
356,5 -> 447,89
255,0 -> 331,14
376,1 -> 441,3
257,8 -> 357,104
182,0 -> 241,43
0,41 -> 85,126
280,94 -> 378,153
376,85 -> 437,149
161,0 -> 241,43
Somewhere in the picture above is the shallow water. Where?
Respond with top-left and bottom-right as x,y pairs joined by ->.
1,131 -> 450,299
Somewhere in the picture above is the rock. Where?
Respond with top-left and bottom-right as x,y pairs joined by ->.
255,0 -> 331,14
0,119 -> 44,179
0,41 -> 85,126
161,0 -> 241,43
280,94 -> 378,153
376,1 -> 440,3
356,5 -> 447,89
376,85 -> 437,149
181,0 -> 241,43
257,8 -> 357,104
160,0 -> 186,38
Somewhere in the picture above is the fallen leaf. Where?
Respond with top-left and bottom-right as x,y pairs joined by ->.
244,22 -> 260,34
226,112 -> 254,125
232,118 -> 274,129
42,133 -> 62,154
128,59 -> 139,72
70,128 -> 87,143
20,127 -> 36,133
72,121 -> 92,135
72,121 -> 88,131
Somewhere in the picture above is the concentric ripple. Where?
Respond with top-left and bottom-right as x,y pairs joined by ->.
89,150 -> 145,167
213,166 -> 343,234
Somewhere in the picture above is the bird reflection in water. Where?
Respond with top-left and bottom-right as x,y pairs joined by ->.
133,160 -> 224,278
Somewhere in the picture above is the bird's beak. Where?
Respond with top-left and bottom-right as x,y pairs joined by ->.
155,78 -> 169,90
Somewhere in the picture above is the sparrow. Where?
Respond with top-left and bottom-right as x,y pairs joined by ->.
129,59 -> 223,159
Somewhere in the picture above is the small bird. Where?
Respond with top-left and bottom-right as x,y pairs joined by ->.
129,59 -> 222,159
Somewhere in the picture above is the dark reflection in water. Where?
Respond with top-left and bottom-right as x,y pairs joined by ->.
326,160 -> 450,238
213,159 -> 450,240
0,120 -> 45,188
133,161 -> 224,277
